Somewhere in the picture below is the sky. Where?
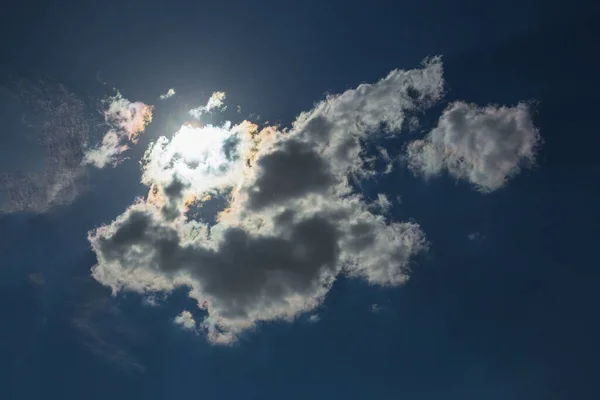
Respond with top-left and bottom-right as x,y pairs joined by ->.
1,1 -> 599,399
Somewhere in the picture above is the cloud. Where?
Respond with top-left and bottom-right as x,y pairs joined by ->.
377,146 -> 394,174
307,314 -> 320,323
159,88 -> 176,100
189,91 -> 226,119
83,130 -> 130,169
468,232 -> 484,241
1,82 -> 154,213
371,193 -> 392,214
174,310 -> 196,330
83,93 -> 153,168
0,79 -> 92,213
406,101 -> 541,192
88,57 -> 447,344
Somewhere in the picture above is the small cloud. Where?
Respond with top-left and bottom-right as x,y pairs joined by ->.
174,310 -> 196,330
468,232 -> 485,241
377,147 -> 394,174
159,88 -> 176,100
103,93 -> 154,143
28,272 -> 45,287
406,101 -> 541,192
72,279 -> 145,374
371,304 -> 382,313
189,91 -> 226,119
83,93 -> 153,168
371,193 -> 392,213
307,314 -> 320,323
142,296 -> 160,307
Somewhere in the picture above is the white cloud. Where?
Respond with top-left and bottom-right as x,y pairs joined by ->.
377,146 -> 394,174
406,101 -> 541,192
159,88 -> 176,100
371,193 -> 392,214
174,310 -> 196,330
83,130 -> 129,168
189,91 -> 226,119
87,57 -> 449,344
83,93 -> 153,168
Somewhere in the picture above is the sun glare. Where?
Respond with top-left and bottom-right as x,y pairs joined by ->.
141,122 -> 246,197
170,124 -> 232,171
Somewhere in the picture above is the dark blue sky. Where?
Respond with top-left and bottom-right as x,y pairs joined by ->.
1,1 -> 599,399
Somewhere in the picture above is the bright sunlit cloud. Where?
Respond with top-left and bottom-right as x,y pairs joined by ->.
189,91 -> 227,119
83,93 -> 154,168
141,121 -> 256,198
159,88 -> 176,100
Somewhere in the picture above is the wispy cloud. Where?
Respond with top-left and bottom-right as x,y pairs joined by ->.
72,279 -> 145,374
83,93 -> 153,168
1,84 -> 155,213
0,79 -> 91,213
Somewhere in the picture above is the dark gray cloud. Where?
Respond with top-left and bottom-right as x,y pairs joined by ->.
247,139 -> 337,210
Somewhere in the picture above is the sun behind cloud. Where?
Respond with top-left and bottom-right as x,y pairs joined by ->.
87,56 -> 541,344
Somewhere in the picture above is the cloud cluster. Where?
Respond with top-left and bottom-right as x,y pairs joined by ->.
88,58 -> 445,343
83,94 -> 153,168
189,91 -> 226,119
406,101 -> 541,192
159,88 -> 176,100
87,57 -> 542,344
